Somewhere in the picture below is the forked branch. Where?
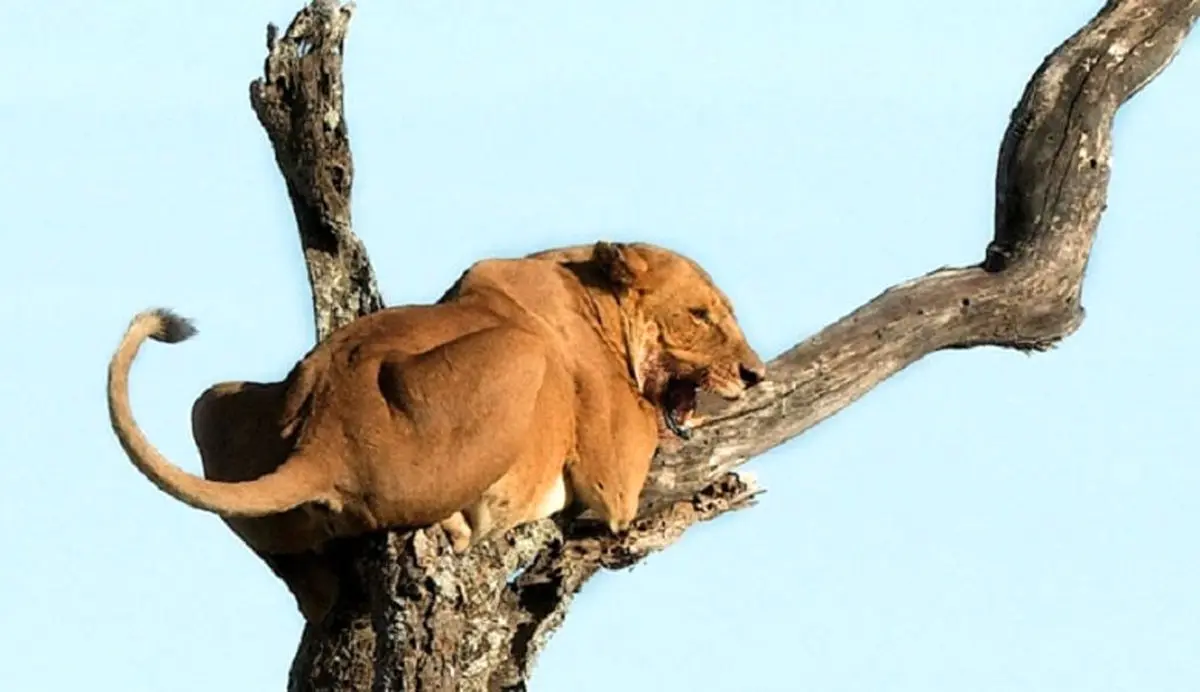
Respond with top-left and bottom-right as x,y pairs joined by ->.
243,1 -> 1199,689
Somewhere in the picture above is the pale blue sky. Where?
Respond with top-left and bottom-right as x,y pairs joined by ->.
2,1 -> 1198,690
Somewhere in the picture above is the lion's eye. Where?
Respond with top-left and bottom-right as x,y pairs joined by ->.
688,307 -> 710,321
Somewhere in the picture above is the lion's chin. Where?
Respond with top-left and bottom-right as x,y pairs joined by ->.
661,376 -> 699,440
700,367 -> 750,402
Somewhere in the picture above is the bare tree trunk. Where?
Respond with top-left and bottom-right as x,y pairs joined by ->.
241,0 -> 1200,689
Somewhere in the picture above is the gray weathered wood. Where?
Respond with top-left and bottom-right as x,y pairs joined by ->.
243,1 -> 1200,689
249,0 -> 382,341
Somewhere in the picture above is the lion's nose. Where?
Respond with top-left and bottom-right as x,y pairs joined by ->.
739,362 -> 766,387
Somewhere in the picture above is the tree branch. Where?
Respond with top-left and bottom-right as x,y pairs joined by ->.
245,0 -> 1199,689
249,0 -> 381,340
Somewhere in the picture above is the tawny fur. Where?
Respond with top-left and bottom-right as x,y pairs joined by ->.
107,241 -> 765,622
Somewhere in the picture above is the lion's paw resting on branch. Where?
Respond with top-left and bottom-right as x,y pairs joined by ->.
106,241 -> 766,622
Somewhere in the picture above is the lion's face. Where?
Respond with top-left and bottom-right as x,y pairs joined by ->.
591,242 -> 767,438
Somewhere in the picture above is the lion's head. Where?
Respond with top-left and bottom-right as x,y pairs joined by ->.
555,241 -> 767,439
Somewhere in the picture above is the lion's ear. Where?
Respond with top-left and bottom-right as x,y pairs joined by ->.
592,241 -> 648,291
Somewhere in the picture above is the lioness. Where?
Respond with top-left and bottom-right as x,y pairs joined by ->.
108,241 -> 765,621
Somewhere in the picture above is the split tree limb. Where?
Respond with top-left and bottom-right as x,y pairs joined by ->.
243,1 -> 1199,689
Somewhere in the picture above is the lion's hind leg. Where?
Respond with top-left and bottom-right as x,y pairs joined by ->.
377,323 -> 577,553
438,364 -> 575,552
372,326 -> 563,524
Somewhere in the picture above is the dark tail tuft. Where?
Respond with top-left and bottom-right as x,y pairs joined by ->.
148,308 -> 198,344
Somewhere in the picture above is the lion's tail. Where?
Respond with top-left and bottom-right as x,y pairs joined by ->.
107,309 -> 331,519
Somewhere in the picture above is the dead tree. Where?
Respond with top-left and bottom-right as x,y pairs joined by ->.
242,0 -> 1200,689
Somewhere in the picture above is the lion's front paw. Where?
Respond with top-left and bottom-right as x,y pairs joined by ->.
438,512 -> 473,553
606,512 -> 635,536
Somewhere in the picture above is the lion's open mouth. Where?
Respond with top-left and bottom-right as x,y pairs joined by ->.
661,377 -> 699,440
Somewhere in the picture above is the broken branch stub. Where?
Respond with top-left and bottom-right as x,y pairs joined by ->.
249,0 -> 381,340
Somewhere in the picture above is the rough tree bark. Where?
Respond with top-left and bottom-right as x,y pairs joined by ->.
239,0 -> 1200,689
